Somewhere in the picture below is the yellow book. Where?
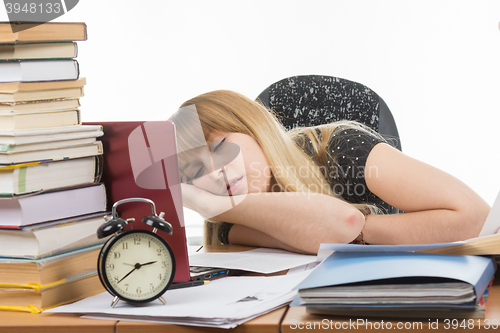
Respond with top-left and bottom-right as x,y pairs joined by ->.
0,245 -> 101,287
419,233 -> 500,256
0,273 -> 104,313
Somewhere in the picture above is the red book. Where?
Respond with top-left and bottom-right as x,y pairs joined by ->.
84,121 -> 190,283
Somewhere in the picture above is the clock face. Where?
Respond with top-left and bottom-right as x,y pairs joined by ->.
100,230 -> 175,303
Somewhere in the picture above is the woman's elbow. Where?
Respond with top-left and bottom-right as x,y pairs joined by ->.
345,209 -> 366,242
301,208 -> 365,253
326,207 -> 365,244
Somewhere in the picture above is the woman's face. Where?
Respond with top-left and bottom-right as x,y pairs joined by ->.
180,132 -> 274,196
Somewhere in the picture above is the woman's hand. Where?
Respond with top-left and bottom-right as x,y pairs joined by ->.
180,183 -> 235,219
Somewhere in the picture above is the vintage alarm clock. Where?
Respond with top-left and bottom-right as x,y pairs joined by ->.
97,198 -> 176,308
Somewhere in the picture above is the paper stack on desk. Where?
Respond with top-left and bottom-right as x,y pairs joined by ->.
189,247 -> 318,274
46,270 -> 312,329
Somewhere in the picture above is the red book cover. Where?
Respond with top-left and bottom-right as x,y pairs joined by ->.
84,121 -> 190,283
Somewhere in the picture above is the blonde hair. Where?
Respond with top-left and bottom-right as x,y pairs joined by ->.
170,90 -> 380,245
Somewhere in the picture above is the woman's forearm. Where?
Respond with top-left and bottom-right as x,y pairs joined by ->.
212,191 -> 365,253
228,224 -> 312,254
363,208 -> 484,245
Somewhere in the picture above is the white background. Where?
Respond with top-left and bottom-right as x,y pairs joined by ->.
2,1 -> 499,224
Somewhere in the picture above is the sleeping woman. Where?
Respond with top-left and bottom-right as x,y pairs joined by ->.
170,90 -> 490,254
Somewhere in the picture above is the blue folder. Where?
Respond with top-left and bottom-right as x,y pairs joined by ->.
293,252 -> 496,308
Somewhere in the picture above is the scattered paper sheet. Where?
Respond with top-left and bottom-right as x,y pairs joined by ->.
46,270 -> 313,329
287,262 -> 320,275
479,189 -> 500,236
188,247 -> 318,274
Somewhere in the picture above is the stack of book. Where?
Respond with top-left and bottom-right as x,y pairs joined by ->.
0,22 -> 107,313
293,251 -> 496,319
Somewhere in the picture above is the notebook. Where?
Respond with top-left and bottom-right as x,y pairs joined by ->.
83,121 -> 231,283
291,251 -> 496,319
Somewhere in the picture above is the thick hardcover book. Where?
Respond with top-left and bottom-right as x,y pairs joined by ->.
0,109 -> 81,130
0,59 -> 79,83
0,140 -> 101,164
0,22 -> 87,44
0,272 -> 104,313
0,156 -> 101,197
0,77 -> 85,93
0,87 -> 83,103
0,213 -> 107,258
0,99 -> 80,114
0,245 -> 101,286
0,183 -> 106,227
83,121 -> 190,283
0,42 -> 77,61
0,124 -> 101,151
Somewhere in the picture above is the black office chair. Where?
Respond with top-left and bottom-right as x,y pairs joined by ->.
256,75 -> 402,151
256,74 -> 401,214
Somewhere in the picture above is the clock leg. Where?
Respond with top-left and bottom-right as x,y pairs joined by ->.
159,296 -> 166,305
110,296 -> 120,308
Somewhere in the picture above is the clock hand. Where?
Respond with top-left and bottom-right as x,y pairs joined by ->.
117,263 -> 140,283
140,261 -> 157,266
123,261 -> 156,267
117,261 -> 157,283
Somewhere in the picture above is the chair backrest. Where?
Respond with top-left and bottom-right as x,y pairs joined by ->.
256,75 -> 401,214
256,75 -> 402,151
